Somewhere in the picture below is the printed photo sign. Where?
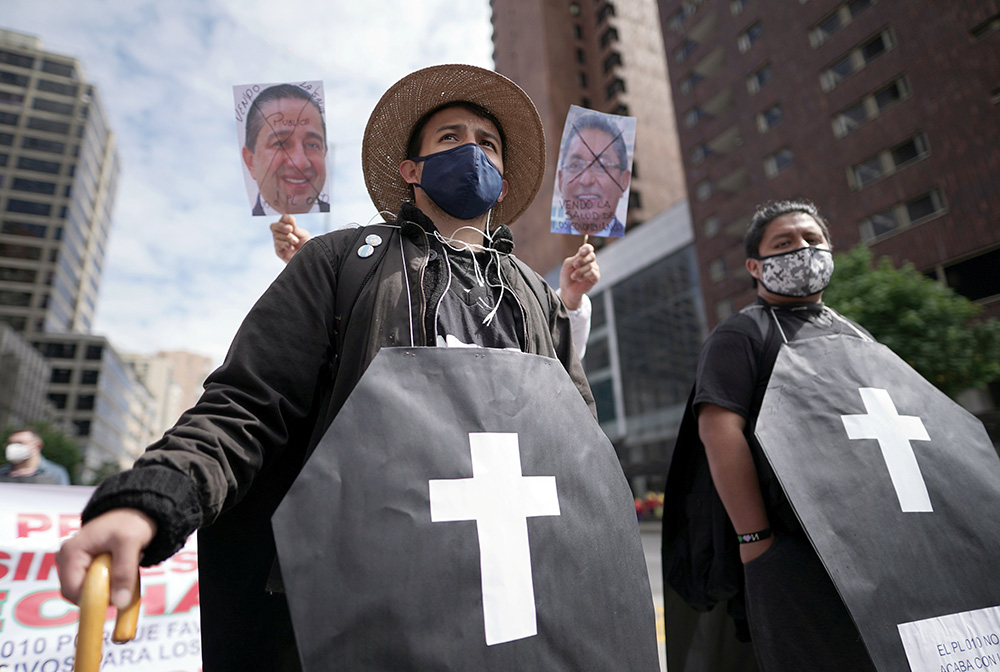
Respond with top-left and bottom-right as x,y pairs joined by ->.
233,80 -> 330,216
551,105 -> 636,238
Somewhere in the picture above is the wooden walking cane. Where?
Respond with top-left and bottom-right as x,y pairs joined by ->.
74,553 -> 141,672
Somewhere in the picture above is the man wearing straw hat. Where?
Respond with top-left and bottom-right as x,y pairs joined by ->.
57,65 -> 604,669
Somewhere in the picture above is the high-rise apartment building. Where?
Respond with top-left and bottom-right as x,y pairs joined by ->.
491,0 -> 688,275
0,28 -> 120,338
658,0 -> 1000,327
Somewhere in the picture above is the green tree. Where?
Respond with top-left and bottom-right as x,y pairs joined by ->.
824,244 -> 1000,398
2,422 -> 83,483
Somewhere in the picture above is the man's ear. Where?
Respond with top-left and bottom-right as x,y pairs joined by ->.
242,146 -> 255,174
746,257 -> 762,280
399,159 -> 420,185
496,178 -> 509,204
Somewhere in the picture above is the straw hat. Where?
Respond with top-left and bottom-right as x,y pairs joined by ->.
362,64 -> 545,228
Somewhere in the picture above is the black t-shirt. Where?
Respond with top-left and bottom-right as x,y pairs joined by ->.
693,298 -> 871,533
434,247 -> 523,351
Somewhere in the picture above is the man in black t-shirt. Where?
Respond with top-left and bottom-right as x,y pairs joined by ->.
682,200 -> 877,671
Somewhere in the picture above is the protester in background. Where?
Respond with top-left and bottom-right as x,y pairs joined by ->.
1,428 -> 70,485
270,213 -> 599,358
662,199 -> 877,671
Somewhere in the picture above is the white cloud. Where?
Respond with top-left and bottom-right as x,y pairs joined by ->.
4,0 -> 493,364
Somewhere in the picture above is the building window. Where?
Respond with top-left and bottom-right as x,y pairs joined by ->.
715,299 -> 734,322
611,103 -> 630,116
605,77 -> 626,99
858,188 -> 946,241
746,63 -> 773,94
76,394 -> 96,411
764,148 -> 794,177
731,0 -> 750,15
820,29 -> 895,91
756,102 -> 784,132
679,71 -> 705,94
576,48 -> 586,64
27,117 -> 71,134
0,50 -> 35,69
47,393 -> 68,410
0,71 -> 30,87
600,26 -> 620,48
6,199 -> 52,217
809,0 -> 878,47
832,76 -> 910,138
737,22 -> 763,53
578,72 -> 588,88
628,190 -> 642,209
597,2 -> 616,24
0,111 -> 19,126
73,420 -> 91,437
0,91 -> 25,106
41,60 -> 76,78
21,136 -> 66,155
36,79 -> 79,97
690,143 -> 711,166
708,258 -> 727,282
1,221 -> 47,238
574,23 -> 583,39
85,344 -> 103,360
12,178 -> 57,195
941,248 -> 1000,302
31,98 -> 75,116
80,369 -> 100,385
0,290 -> 32,307
0,243 -> 43,261
684,106 -> 704,128
50,368 -> 73,384
17,157 -> 61,174
703,215 -> 721,237
0,132 -> 13,146
569,1 -> 581,16
0,266 -> 36,283
849,133 -> 930,189
581,97 -> 591,108
674,40 -> 699,63
603,51 -> 623,73
695,180 -> 714,201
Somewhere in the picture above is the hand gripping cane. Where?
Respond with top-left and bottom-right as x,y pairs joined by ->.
74,553 -> 141,672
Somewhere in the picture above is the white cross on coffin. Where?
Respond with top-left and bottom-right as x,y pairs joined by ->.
429,432 -> 560,645
841,387 -> 933,512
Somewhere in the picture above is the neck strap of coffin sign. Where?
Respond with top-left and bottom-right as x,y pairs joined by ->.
754,333 -> 1000,672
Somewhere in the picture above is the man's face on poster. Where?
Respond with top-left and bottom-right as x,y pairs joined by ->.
242,96 -> 327,214
557,127 -> 631,234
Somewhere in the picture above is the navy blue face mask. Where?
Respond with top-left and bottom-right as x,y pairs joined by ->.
410,143 -> 504,220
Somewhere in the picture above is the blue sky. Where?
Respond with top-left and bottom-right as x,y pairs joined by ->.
5,0 -> 493,363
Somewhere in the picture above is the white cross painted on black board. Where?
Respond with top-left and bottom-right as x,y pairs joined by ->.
428,432 -> 560,645
841,387 -> 933,512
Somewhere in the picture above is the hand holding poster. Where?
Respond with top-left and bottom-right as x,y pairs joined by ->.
551,105 -> 636,239
234,81 -> 331,217
0,484 -> 200,672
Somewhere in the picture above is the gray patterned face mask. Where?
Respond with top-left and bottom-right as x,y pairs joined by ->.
756,246 -> 834,297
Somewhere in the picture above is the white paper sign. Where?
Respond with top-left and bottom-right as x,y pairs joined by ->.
898,605 -> 1000,672
0,484 -> 201,672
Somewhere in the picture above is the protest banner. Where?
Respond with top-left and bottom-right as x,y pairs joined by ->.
0,484 -> 200,672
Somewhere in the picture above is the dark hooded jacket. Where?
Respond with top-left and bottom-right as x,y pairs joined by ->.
81,204 -> 594,670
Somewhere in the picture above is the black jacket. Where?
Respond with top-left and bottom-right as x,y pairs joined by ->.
83,204 -> 594,670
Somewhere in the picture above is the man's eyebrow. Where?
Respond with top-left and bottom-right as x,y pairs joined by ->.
431,122 -> 502,147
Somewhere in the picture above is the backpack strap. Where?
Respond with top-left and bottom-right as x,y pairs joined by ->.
510,256 -> 552,325
333,225 -> 395,357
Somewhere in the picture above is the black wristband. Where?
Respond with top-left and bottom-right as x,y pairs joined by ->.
737,528 -> 772,544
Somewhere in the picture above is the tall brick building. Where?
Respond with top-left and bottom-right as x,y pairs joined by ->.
658,0 -> 1000,327
490,0 -> 688,275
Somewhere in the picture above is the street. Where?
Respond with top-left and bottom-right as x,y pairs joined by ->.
640,521 -> 667,672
